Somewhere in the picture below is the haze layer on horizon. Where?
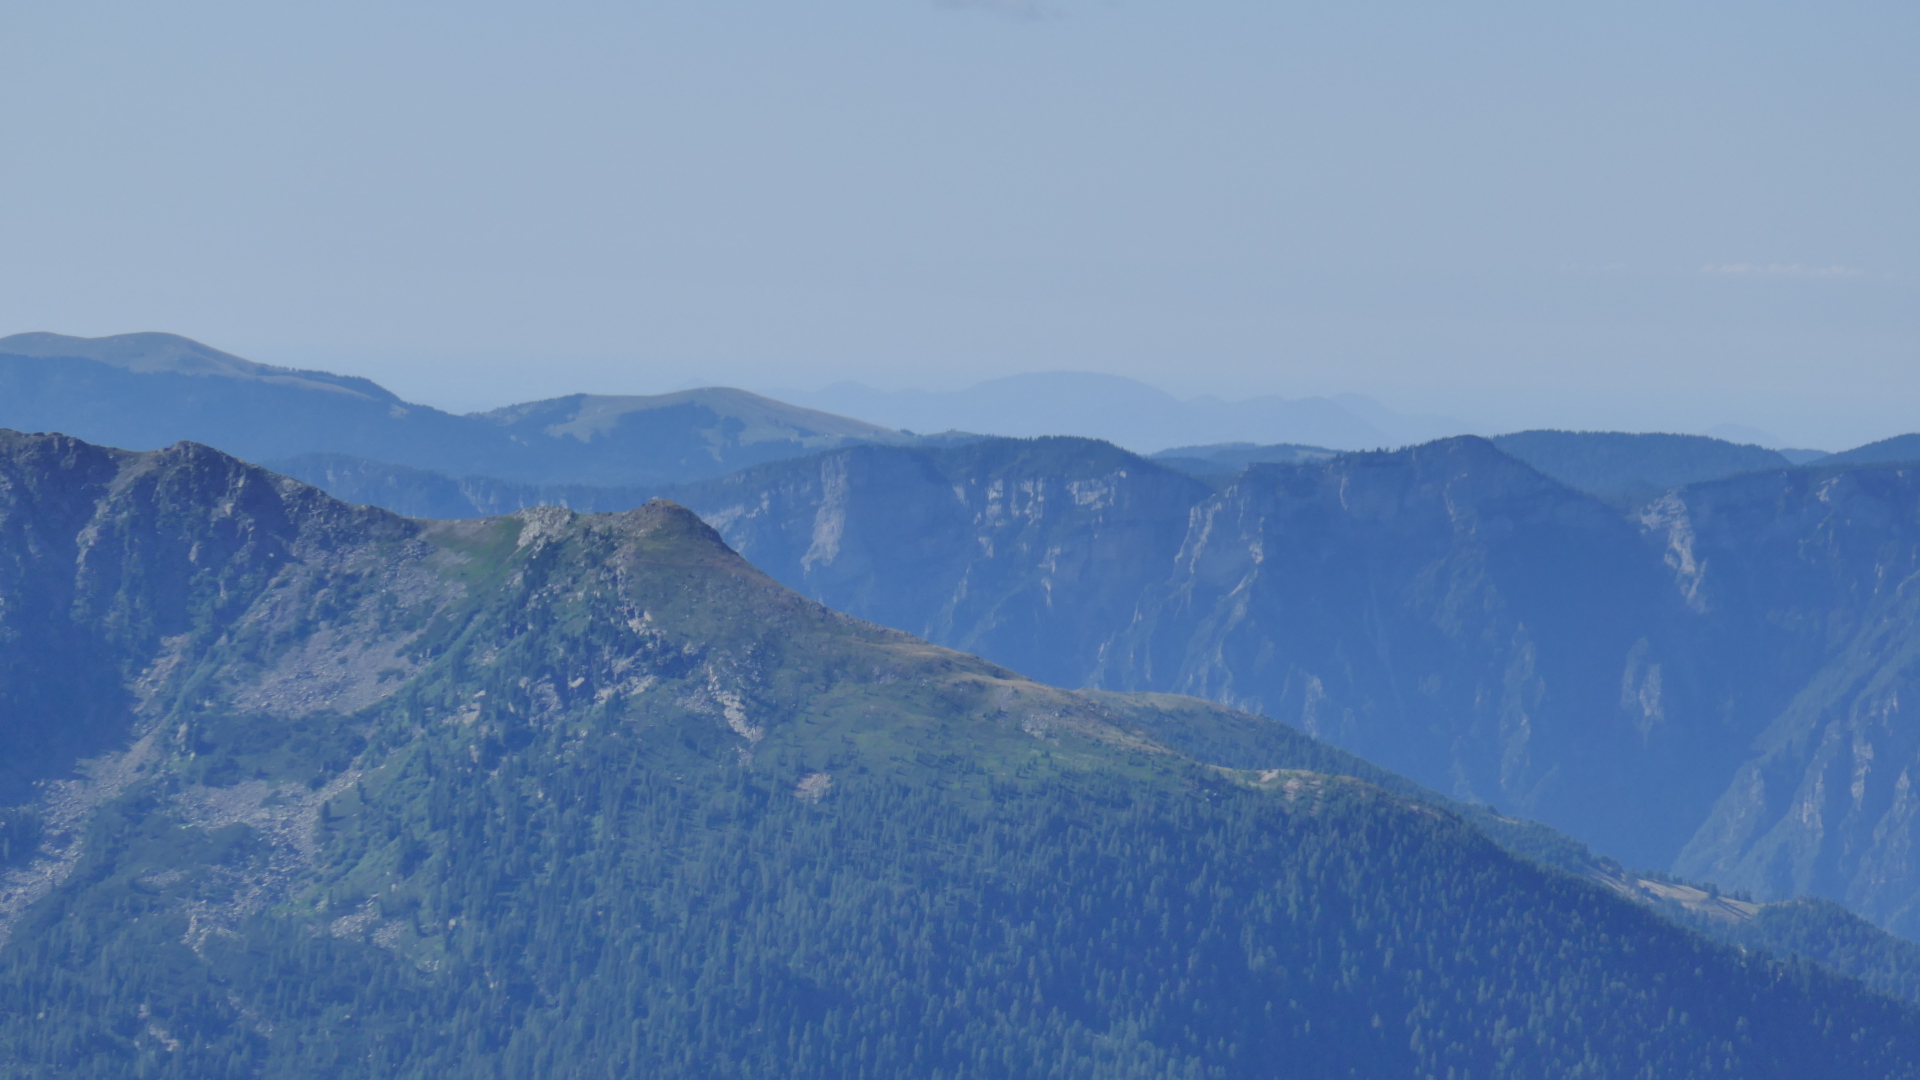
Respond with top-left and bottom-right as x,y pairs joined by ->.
2,1 -> 1913,449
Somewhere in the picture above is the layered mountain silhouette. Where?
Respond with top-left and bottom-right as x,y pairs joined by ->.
1488,430 -> 1811,507
1823,433 -> 1920,468
1155,430 -> 1818,505
8,429 -> 1920,1077
770,373 -> 1455,452
14,331 -> 1920,943
0,332 -> 919,486
1,331 -> 1840,501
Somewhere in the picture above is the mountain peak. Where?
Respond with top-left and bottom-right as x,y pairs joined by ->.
479,387 -> 903,446
537,498 -> 760,572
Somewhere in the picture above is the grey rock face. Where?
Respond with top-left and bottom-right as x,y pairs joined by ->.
1663,466 -> 1920,933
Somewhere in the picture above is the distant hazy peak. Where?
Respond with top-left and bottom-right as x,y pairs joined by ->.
1356,433 -> 1534,474
477,387 -> 905,445
1150,441 -> 1341,470
1494,428 -> 1778,451
0,331 -> 398,402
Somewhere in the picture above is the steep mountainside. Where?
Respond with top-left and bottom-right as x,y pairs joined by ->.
655,437 -> 1702,863
6,432 -> 1920,1078
0,332 -> 912,486
676,438 -> 1214,691
1657,465 -> 1920,932
1094,439 -> 1716,864
660,437 -> 1920,908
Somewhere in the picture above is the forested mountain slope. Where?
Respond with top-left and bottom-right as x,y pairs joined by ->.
1147,441 -> 1339,479
6,431 -> 1920,1077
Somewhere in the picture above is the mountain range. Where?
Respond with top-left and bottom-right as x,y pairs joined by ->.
242,428 -> 1920,938
622,438 -> 1920,930
767,373 -> 1475,452
19,334 -> 1920,912
8,429 -> 1920,1077
0,331 -> 1853,502
0,332 -> 926,487
1149,430 -> 1820,502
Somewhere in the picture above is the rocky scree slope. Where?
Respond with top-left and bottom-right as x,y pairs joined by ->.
5,432 -> 1920,1077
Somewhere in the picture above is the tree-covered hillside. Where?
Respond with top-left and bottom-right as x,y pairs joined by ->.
4,431 -> 1920,1077
1488,430 -> 1795,507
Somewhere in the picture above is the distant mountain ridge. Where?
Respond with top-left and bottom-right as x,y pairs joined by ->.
1490,429 -> 1802,507
770,372 -> 1474,453
1148,441 -> 1340,479
1823,433 -> 1920,467
1153,430 -> 1824,505
273,424 -> 1834,524
0,332 -> 922,487
0,330 -> 400,400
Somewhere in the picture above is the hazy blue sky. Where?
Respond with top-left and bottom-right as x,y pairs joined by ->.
3,1 -> 1914,448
